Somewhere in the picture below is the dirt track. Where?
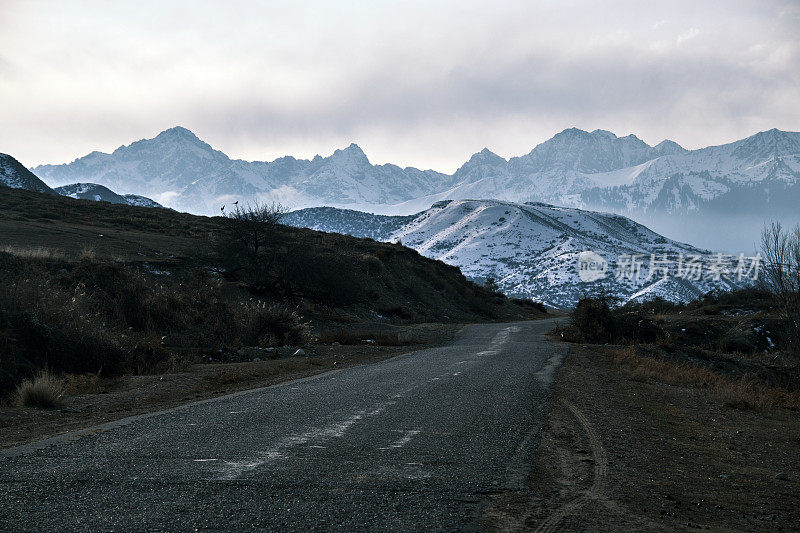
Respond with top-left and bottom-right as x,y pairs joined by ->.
485,346 -> 800,531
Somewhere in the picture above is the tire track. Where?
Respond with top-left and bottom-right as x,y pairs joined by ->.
533,399 -> 608,533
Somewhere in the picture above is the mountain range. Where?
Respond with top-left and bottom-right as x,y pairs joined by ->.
285,200 -> 744,308
2,145 -> 754,307
31,126 -> 800,251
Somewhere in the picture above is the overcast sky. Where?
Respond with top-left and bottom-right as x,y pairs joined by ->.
1,0 -> 799,172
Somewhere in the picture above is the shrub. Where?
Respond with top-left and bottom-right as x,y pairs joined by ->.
572,294 -> 616,342
239,303 -> 310,347
570,294 -> 662,344
760,222 -> 800,353
16,369 -> 63,409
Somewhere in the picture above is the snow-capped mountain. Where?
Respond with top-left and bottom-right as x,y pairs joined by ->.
53,183 -> 163,208
286,200 -> 746,308
33,126 -> 800,250
407,128 -> 800,250
1,153 -> 55,194
34,127 -> 456,215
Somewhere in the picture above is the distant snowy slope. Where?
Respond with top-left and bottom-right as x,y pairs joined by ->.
283,207 -> 415,240
287,199 -> 745,307
54,183 -> 163,208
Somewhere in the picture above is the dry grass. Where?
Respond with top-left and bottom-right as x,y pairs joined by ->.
0,245 -> 69,261
62,372 -> 111,395
16,370 -> 64,409
608,346 -> 800,410
203,359 -> 320,387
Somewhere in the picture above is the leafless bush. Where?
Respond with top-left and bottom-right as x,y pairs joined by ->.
218,201 -> 289,293
760,222 -> 800,352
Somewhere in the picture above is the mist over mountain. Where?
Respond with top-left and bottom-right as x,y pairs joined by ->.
32,126 -> 800,251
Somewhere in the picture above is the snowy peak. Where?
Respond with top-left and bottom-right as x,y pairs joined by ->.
452,147 -> 506,178
469,148 -> 506,165
591,129 -> 618,139
521,127 -> 653,173
731,128 -> 800,162
30,125 -> 800,242
329,143 -> 370,167
116,126 -> 224,161
156,125 -> 201,141
652,139 -> 686,156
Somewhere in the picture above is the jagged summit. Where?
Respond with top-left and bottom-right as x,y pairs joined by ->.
731,128 -> 800,161
591,129 -> 617,138
151,126 -> 205,145
328,143 -> 370,169
469,147 -> 504,163
653,139 -> 685,153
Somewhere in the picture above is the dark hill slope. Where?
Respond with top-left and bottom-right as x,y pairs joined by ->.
0,185 -> 536,323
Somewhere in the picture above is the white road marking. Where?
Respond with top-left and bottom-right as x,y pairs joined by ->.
380,429 -> 420,450
215,401 -> 395,479
215,325 -> 522,480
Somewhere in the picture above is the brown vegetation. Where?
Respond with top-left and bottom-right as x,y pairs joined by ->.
558,286 -> 800,411
16,369 -> 63,409
609,345 -> 800,410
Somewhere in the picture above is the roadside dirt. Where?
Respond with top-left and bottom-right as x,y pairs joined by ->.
0,325 -> 459,449
485,346 -> 800,531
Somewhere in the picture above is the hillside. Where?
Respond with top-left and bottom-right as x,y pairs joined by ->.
0,153 -> 55,194
284,207 -> 415,240
0,185 -> 534,322
54,182 -> 163,208
286,200 -> 746,308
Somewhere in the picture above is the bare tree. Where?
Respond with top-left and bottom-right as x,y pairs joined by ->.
760,221 -> 800,352
218,201 -> 288,291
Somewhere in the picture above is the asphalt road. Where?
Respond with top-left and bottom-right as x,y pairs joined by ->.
1,318 -> 566,532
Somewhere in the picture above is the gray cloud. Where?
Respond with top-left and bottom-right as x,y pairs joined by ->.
0,0 -> 798,171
